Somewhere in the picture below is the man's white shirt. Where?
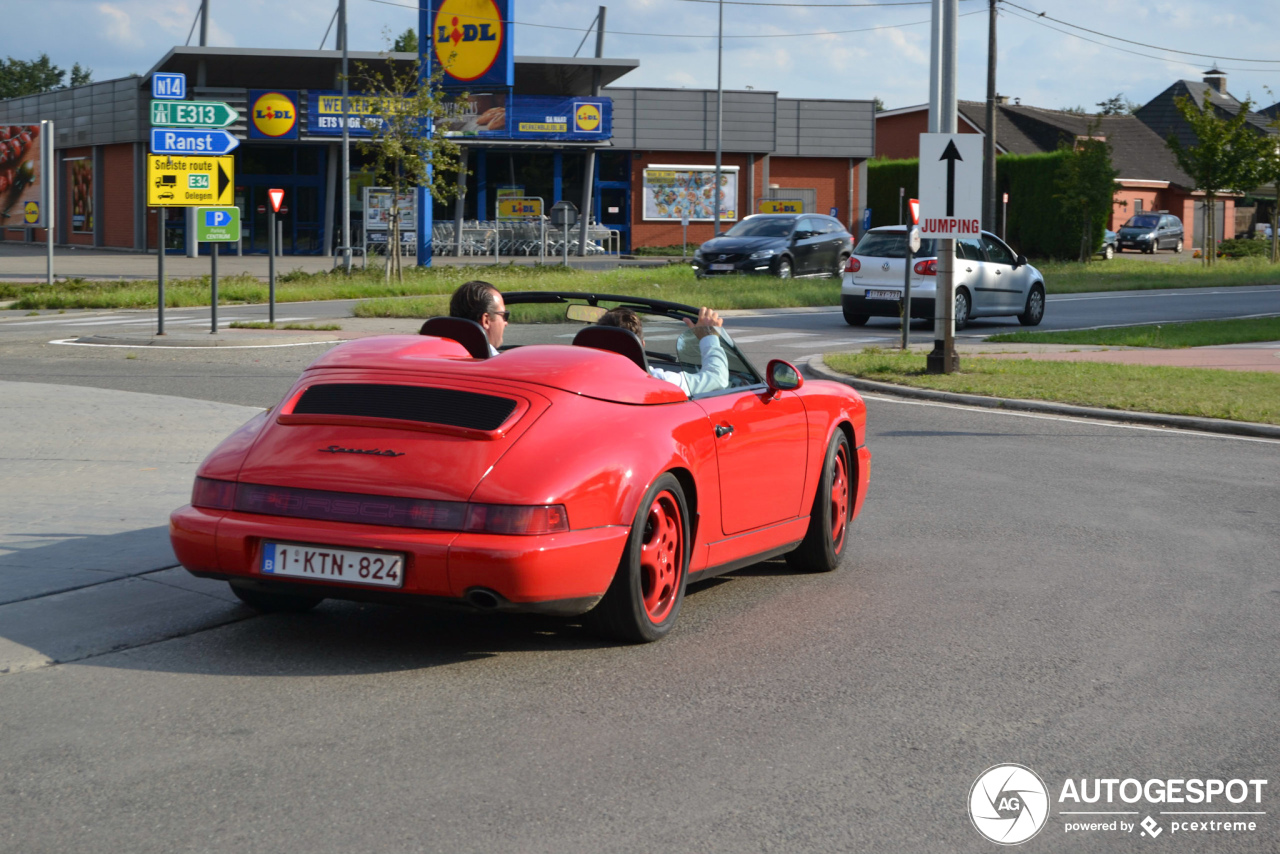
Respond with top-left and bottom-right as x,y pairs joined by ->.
648,335 -> 729,397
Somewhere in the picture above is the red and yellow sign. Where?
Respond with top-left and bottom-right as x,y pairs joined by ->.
433,0 -> 504,83
250,91 -> 297,138
574,102 -> 602,133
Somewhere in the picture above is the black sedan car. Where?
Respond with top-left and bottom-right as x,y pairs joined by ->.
693,213 -> 853,279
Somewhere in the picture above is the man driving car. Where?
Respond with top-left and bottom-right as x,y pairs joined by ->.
598,306 -> 729,396
449,280 -> 507,356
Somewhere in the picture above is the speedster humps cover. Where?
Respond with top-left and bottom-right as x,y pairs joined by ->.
170,293 -> 870,642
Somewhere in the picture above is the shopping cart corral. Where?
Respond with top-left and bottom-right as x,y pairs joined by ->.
431,219 -> 619,259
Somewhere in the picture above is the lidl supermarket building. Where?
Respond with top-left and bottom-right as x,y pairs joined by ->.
0,46 -> 874,256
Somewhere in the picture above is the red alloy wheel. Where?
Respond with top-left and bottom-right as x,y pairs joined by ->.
828,445 -> 850,556
639,490 -> 684,623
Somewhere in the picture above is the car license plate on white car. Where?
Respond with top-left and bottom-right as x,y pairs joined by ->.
710,263 -> 735,271
260,541 -> 404,588
866,289 -> 901,300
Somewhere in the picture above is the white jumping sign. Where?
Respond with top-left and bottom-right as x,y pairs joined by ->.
918,133 -> 983,239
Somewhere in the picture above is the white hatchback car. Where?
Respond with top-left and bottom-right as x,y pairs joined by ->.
840,226 -> 1046,329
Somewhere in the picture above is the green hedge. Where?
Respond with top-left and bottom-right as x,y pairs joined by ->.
869,150 -> 1105,259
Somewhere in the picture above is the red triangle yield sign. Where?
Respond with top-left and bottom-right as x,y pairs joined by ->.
268,188 -> 285,213
908,198 -> 920,225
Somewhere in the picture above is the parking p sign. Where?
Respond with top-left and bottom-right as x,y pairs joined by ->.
195,206 -> 241,242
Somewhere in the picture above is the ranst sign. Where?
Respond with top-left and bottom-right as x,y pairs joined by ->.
917,133 -> 983,239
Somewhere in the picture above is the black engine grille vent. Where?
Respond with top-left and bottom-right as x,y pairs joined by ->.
294,384 -> 517,431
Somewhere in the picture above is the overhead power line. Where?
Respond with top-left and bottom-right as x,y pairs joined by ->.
1001,0 -> 1280,66
366,0 -> 981,39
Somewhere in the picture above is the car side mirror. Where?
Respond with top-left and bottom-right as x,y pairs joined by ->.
766,359 -> 803,395
1014,254 -> 1027,268
792,230 -> 810,242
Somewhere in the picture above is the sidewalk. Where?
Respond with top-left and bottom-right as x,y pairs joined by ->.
0,242 -> 673,281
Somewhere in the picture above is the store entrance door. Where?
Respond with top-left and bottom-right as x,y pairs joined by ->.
234,145 -> 327,255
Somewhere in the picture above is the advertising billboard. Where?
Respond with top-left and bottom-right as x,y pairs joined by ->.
306,92 -> 611,142
248,90 -> 299,140
68,157 -> 93,233
642,165 -> 738,222
0,123 -> 44,230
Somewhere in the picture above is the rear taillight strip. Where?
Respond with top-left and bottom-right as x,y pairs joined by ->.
191,478 -> 568,535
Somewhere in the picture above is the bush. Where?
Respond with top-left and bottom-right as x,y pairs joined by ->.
1217,238 -> 1269,258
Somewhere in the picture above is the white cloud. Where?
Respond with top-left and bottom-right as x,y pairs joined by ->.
97,3 -> 145,49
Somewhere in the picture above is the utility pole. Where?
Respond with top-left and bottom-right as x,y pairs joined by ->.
340,0 -> 351,273
199,0 -> 209,46
713,0 -> 724,236
577,7 -> 606,256
983,0 -> 997,231
926,0 -> 960,374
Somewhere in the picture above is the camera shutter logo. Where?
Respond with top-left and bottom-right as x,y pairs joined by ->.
969,764 -> 1050,845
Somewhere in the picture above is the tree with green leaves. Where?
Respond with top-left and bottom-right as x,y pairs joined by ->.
353,48 -> 464,281
1095,93 -> 1139,116
1166,95 -> 1266,266
392,28 -> 418,53
1255,119 -> 1280,263
1054,124 -> 1118,262
0,54 -> 92,99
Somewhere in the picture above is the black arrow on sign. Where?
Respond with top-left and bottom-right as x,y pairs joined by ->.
218,160 -> 231,202
939,139 -> 963,217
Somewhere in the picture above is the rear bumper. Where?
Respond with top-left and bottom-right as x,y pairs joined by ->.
842,293 -> 936,319
170,504 -> 629,616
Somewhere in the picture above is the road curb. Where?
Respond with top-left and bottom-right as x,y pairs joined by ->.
806,356 -> 1280,440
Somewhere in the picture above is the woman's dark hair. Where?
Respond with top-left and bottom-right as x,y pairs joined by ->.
598,307 -> 643,339
449,280 -> 499,323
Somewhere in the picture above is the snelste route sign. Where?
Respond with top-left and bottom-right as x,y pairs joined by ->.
150,100 -> 239,128
147,155 -> 234,206
917,133 -> 983,239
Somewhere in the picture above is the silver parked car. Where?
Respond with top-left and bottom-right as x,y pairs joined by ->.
840,226 -> 1046,329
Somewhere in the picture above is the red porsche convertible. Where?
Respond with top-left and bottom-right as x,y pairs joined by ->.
170,292 -> 870,642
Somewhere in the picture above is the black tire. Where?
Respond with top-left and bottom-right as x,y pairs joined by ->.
787,430 -> 853,573
230,583 -> 323,613
834,253 -> 850,278
842,305 -> 869,326
954,288 -> 971,331
1018,284 -> 1045,326
1102,244 -> 1114,260
775,257 -> 793,279
585,474 -> 690,643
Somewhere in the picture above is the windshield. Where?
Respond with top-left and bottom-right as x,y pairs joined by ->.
725,217 -> 796,238
853,231 -> 937,259
1125,215 -> 1160,229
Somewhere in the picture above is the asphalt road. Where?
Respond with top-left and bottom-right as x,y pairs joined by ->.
0,289 -> 1277,852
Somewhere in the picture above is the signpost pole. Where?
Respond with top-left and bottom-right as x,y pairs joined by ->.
210,242 -> 218,334
158,210 -> 166,335
902,244 -> 913,350
43,121 -> 54,287
269,206 -> 277,320
926,0 -> 960,375
1002,192 -> 1008,240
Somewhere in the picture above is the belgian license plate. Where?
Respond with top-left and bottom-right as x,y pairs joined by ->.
261,541 -> 404,588
710,263 -> 735,271
866,289 -> 901,300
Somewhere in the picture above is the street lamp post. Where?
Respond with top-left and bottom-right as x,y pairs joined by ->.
713,0 -> 724,236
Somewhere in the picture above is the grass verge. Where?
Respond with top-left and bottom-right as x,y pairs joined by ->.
987,316 -> 1280,348
824,349 -> 1280,425
1036,255 -> 1280,294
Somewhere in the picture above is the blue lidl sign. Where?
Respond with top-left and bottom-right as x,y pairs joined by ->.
426,0 -> 513,89
150,128 -> 240,155
152,72 -> 186,100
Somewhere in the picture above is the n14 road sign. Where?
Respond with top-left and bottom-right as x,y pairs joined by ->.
151,100 -> 239,128
917,133 -> 983,239
196,206 -> 241,242
147,155 -> 234,206
149,127 -> 240,156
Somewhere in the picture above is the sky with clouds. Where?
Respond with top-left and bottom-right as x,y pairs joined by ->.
6,0 -> 1280,113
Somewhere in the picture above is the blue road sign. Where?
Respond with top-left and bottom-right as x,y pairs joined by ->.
152,72 -> 186,100
149,128 -> 240,156
861,208 -> 873,232
204,209 -> 232,227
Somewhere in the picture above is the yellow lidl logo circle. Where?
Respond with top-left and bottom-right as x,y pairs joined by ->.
24,201 -> 40,224
434,0 -> 503,82
574,103 -> 602,133
251,91 -> 297,138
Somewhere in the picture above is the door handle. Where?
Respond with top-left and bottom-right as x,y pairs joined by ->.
715,423 -> 735,438
965,266 -> 973,272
